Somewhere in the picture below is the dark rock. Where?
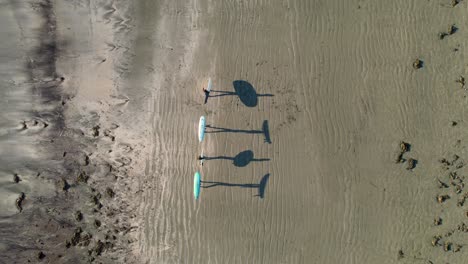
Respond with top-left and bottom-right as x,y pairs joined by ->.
13,174 -> 21,183
434,217 -> 442,226
94,219 -> 101,228
451,121 -> 458,126
74,211 -> 83,221
37,251 -> 45,260
400,141 -> 410,152
413,59 -> 423,69
452,0 -> 460,7
448,24 -> 457,35
444,241 -> 452,252
437,194 -> 450,203
105,187 -> 115,198
16,192 -> 25,212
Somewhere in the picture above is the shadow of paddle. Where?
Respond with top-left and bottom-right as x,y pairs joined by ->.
201,173 -> 270,199
209,80 -> 274,107
204,150 -> 270,167
205,120 -> 271,144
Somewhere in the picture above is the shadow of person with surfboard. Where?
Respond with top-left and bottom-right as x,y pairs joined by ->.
209,80 -> 274,107
205,120 -> 271,144
203,150 -> 269,167
201,173 -> 270,199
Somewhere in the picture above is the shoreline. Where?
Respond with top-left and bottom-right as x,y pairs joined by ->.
135,0 -> 202,260
0,0 -> 201,262
0,0 -> 153,262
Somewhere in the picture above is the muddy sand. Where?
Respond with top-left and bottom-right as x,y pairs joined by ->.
2,0 -> 468,263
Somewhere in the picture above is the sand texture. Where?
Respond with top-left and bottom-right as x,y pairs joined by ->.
2,0 -> 468,263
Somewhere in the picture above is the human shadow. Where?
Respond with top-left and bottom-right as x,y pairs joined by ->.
205,120 -> 271,144
204,150 -> 270,167
209,80 -> 274,107
201,173 -> 270,198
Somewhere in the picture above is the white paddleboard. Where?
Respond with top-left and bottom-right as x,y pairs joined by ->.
198,116 -> 206,142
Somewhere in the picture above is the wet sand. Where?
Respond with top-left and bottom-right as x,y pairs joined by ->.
0,0 -> 147,262
2,0 -> 468,263
141,0 -> 468,263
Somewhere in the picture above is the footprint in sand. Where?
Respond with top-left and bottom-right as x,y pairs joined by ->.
19,119 -> 49,132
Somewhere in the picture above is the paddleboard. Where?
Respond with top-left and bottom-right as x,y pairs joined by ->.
194,171 -> 201,199
198,116 -> 206,142
206,78 -> 212,92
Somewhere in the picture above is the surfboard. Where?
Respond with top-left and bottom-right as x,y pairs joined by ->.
194,171 -> 201,199
206,78 -> 212,92
198,116 -> 206,142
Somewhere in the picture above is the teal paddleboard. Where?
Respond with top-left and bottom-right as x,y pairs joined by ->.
194,172 -> 201,199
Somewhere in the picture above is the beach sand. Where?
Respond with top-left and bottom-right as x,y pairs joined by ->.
2,0 -> 468,263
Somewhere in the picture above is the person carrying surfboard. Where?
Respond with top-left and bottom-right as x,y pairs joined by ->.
197,151 -> 205,166
202,78 -> 212,104
203,87 -> 210,104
